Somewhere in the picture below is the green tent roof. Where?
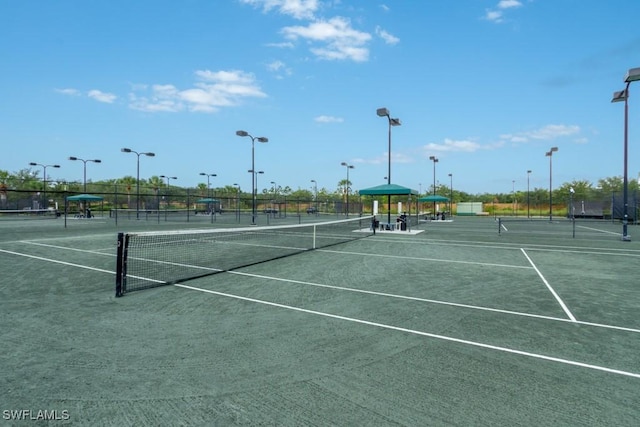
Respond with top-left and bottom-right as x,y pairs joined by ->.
358,184 -> 419,196
66,194 -> 104,201
418,194 -> 449,202
195,198 -> 220,203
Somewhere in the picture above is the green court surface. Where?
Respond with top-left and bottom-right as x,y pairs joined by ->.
1,216 -> 639,425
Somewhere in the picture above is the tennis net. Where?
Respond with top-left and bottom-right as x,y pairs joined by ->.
115,215 -> 373,296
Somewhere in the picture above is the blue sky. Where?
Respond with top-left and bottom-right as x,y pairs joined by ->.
2,0 -> 640,195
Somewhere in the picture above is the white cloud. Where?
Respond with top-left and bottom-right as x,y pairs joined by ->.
239,0 -> 319,20
375,26 -> 399,45
314,115 -> 343,123
423,138 -> 485,153
484,10 -> 503,23
501,124 -> 581,143
129,70 -> 266,113
498,0 -> 522,9
87,89 -> 117,103
484,0 -> 523,23
282,17 -> 372,61
54,88 -> 81,96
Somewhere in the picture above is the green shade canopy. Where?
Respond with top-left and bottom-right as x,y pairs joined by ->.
66,194 -> 104,201
358,184 -> 419,196
195,198 -> 220,203
418,194 -> 449,202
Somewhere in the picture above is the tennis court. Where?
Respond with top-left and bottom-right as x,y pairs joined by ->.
1,215 -> 639,425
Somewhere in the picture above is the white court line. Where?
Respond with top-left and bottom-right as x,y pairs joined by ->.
175,283 -> 640,379
319,249 -> 532,270
520,248 -> 576,322
0,248 -> 114,275
576,225 -> 622,236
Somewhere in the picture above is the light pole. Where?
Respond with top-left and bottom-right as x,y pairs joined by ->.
377,107 -> 401,225
159,175 -> 177,219
121,148 -> 155,219
341,162 -> 354,217
233,183 -> 240,222
248,169 -> 264,218
29,162 -> 60,210
199,172 -> 216,217
448,173 -> 453,215
68,157 -> 101,193
527,170 -> 532,218
611,67 -> 640,241
545,147 -> 558,221
512,180 -> 516,216
236,130 -> 268,225
311,179 -> 318,214
270,181 -> 277,215
429,156 -> 438,216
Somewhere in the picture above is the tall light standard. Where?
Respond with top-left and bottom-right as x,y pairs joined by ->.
236,130 -> 268,225
429,156 -> 438,216
448,173 -> 453,215
545,147 -> 558,221
233,183 -> 240,222
341,162 -> 354,217
29,162 -> 60,210
311,179 -> 318,214
270,180 -> 277,215
512,180 -> 516,216
199,172 -> 216,216
121,148 -> 155,219
248,169 -> 264,219
68,157 -> 101,193
377,107 -> 401,224
527,170 -> 532,218
159,175 -> 177,218
611,67 -> 640,241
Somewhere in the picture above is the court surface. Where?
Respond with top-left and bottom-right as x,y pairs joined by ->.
1,215 -> 639,426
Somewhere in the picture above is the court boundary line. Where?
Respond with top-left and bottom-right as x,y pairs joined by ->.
520,248 -> 576,322
175,282 -> 640,379
2,246 -> 638,335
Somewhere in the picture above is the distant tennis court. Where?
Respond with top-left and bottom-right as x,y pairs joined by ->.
1,215 -> 639,425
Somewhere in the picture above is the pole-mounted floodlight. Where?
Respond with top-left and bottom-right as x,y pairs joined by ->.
341,162 -> 355,217
29,162 -> 60,210
610,67 -> 640,241
429,156 -> 438,216
69,157 -> 101,193
377,107 -> 401,225
200,172 -> 217,220
237,130 -> 268,225
121,148 -> 155,219
527,170 -> 532,218
545,147 -> 558,221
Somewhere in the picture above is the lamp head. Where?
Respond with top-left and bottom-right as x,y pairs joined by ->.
390,118 -> 401,126
121,148 -> 132,153
611,89 -> 628,103
93,159 -> 102,163
551,147 -> 558,153
624,67 -> 640,83
376,107 -> 390,117
29,162 -> 37,166
256,137 -> 268,143
52,165 -> 60,168
143,152 -> 155,157
69,156 -> 78,161
236,130 -> 248,137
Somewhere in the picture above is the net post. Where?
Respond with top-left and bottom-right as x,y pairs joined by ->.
115,232 -> 126,297
312,224 -> 317,249
498,218 -> 502,235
